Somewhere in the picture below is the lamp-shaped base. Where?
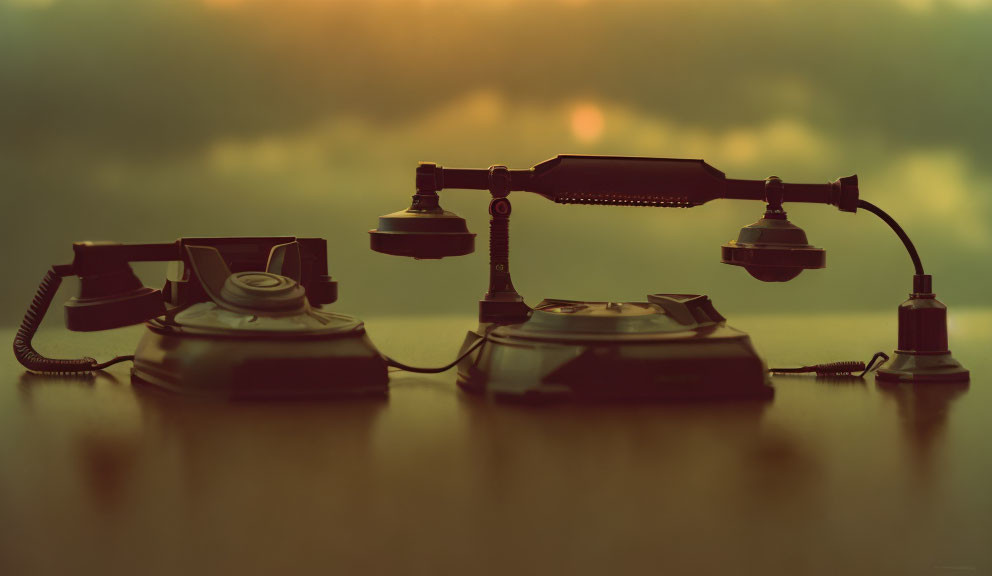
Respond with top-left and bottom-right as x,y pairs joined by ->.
875,275 -> 969,384
875,351 -> 969,383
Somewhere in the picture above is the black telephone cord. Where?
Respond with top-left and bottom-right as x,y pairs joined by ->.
13,268 -> 134,374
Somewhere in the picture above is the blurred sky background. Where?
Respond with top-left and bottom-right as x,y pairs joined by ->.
1,0 -> 990,327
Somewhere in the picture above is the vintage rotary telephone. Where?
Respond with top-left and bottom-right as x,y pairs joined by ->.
14,237 -> 388,397
370,155 -> 968,399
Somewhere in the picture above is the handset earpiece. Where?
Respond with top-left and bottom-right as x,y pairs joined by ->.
64,242 -> 166,332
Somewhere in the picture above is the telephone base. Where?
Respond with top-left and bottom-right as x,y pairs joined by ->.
132,316 -> 388,399
456,295 -> 773,401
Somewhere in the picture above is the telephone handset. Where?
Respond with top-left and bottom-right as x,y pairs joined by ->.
14,237 -> 338,374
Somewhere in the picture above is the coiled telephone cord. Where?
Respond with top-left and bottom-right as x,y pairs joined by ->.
13,268 -> 133,374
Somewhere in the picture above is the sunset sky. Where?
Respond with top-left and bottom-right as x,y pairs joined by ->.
1,0 -> 990,325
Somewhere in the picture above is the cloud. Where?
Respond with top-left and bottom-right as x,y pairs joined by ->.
893,0 -> 991,11
2,0 -> 991,171
3,0 -> 56,7
200,91 -> 837,178
872,151 -> 991,246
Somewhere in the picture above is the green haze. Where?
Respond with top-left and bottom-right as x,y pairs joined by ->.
1,0 -> 990,327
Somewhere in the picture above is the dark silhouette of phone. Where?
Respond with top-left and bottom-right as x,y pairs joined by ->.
14,237 -> 337,373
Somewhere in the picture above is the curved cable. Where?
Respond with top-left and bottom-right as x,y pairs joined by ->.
13,268 -> 134,374
384,331 -> 490,374
858,199 -> 924,276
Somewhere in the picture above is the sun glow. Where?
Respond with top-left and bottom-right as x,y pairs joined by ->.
570,103 -> 605,144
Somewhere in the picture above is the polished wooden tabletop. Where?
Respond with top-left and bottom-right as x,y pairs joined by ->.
1,310 -> 990,575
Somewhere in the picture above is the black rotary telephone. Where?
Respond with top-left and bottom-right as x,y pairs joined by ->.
14,237 -> 337,374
